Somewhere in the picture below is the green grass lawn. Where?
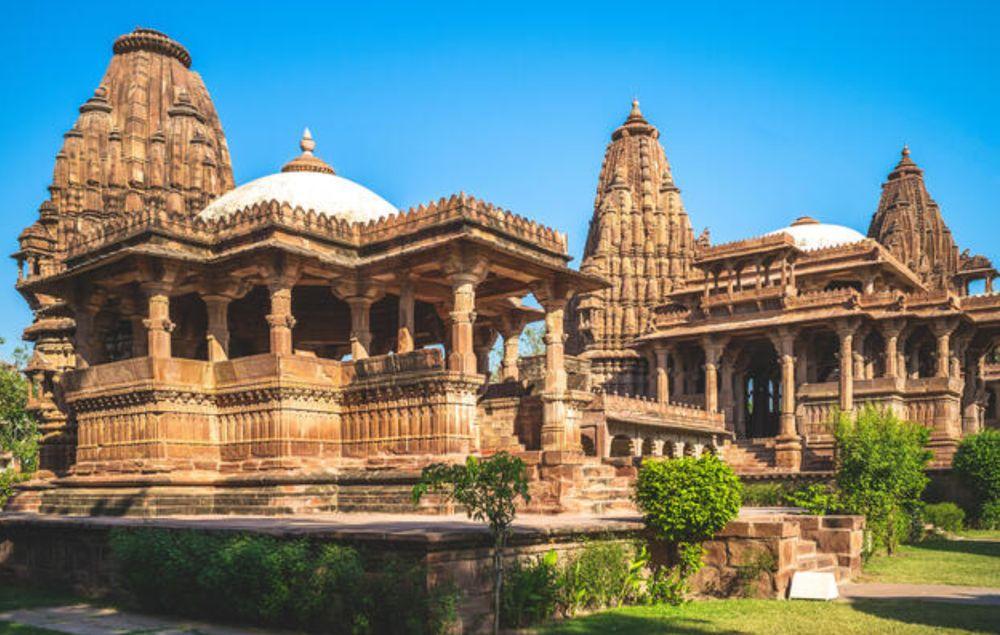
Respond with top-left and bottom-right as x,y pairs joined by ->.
861,537 -> 1000,587
958,529 -> 1000,541
0,585 -> 82,635
535,599 -> 999,634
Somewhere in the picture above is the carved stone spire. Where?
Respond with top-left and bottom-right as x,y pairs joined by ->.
868,146 -> 959,290
13,28 -> 236,476
28,26 -> 234,251
567,100 -> 696,393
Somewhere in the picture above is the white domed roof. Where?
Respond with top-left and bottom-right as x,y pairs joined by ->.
199,129 -> 397,223
766,216 -> 866,250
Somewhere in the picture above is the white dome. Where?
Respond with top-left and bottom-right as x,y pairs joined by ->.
199,170 -> 397,222
766,216 -> 866,250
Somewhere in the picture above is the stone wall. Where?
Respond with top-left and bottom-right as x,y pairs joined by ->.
0,512 -> 863,633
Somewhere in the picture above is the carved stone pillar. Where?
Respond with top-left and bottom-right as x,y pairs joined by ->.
702,338 -> 725,413
720,355 -> 735,426
203,294 -> 231,362
266,282 -> 295,356
498,314 -> 525,382
837,320 -> 858,412
474,327 -> 497,377
396,275 -> 415,354
771,327 -> 801,470
629,437 -> 644,457
932,321 -> 956,378
142,282 -> 174,359
73,305 -> 100,368
654,345 -> 671,403
446,267 -> 485,374
346,297 -> 374,360
882,320 -> 903,380
651,439 -> 665,457
533,276 -> 577,455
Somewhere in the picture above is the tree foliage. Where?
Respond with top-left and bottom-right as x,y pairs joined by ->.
634,454 -> 742,602
953,429 -> 1000,513
0,344 -> 37,473
412,452 -> 530,634
834,405 -> 932,556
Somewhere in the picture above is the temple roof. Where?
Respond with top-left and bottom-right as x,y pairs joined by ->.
765,215 -> 866,250
200,130 -> 396,222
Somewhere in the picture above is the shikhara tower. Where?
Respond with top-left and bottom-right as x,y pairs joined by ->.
567,100 -> 696,394
867,146 -> 961,291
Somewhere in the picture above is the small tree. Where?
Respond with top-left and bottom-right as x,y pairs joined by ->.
634,454 -> 742,602
952,429 -> 1000,521
412,452 -> 530,635
0,344 -> 37,473
834,405 -> 932,556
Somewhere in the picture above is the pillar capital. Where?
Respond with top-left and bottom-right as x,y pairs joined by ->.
835,317 -> 861,339
767,327 -> 797,358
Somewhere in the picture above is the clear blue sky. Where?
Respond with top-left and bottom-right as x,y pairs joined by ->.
0,1 -> 997,357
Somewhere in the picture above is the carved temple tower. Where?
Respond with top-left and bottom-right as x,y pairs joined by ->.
867,146 -> 960,291
14,28 -> 235,475
567,101 -> 695,394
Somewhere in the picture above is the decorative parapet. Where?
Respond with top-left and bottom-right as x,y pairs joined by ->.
598,392 -> 725,429
49,193 -> 569,278
783,287 -> 858,310
352,348 -> 445,379
695,232 -> 796,263
702,285 -> 786,309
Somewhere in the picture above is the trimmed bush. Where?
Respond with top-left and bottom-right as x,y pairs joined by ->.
110,528 -> 456,634
923,502 -> 965,533
834,405 -> 932,556
740,482 -> 791,507
783,483 -> 841,515
953,430 -> 1000,517
560,541 -> 647,613
979,499 -> 1000,530
635,455 -> 742,602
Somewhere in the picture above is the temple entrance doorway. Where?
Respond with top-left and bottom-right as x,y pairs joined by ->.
738,340 -> 780,439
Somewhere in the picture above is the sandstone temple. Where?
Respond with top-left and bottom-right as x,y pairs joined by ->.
8,28 -> 1000,516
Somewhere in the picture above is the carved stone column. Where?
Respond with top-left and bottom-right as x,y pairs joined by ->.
203,294 -> 231,362
654,345 -> 671,404
266,282 -> 296,356
932,320 -> 956,378
837,320 -> 858,412
396,274 -> 415,354
533,276 -> 577,455
702,337 -> 725,413
771,327 -> 801,470
474,327 -> 497,377
347,297 -> 374,360
142,282 -> 174,359
720,354 -> 735,427
498,313 -> 526,382
444,256 -> 487,374
881,320 -> 903,379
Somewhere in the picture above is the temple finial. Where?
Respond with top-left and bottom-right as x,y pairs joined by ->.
300,127 -> 315,155
282,127 -> 334,175
902,144 -> 910,158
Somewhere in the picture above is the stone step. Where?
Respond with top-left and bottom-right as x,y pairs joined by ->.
797,540 -> 817,557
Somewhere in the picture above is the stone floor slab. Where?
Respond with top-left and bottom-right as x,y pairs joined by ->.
0,604 -> 285,635
839,582 -> 1000,606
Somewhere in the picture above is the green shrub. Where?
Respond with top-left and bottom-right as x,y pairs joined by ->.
783,483 -> 841,515
110,528 -> 456,634
953,430 -> 1000,513
560,542 -> 647,614
740,482 -> 791,507
634,455 -> 742,602
834,405 -> 932,556
0,469 -> 26,507
979,499 -> 1000,530
923,502 -> 965,533
500,550 -> 561,628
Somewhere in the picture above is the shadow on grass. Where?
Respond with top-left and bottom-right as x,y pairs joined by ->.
909,538 -> 1000,558
0,585 -> 80,613
539,611 -> 739,635
848,599 -> 1000,634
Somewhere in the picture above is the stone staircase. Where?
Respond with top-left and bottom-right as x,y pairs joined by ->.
521,454 -> 634,514
793,538 -> 842,580
721,440 -> 776,473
